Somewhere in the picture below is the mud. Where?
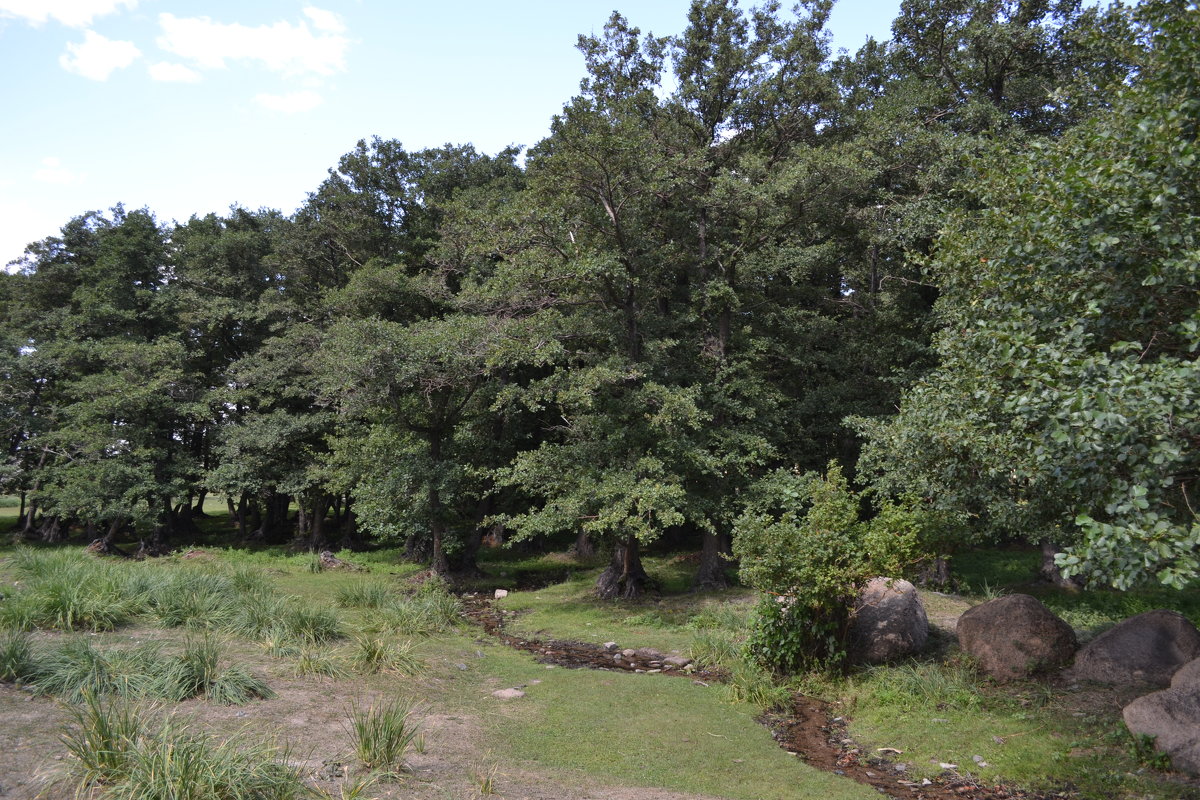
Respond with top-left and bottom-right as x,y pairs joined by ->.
462,594 -> 1056,800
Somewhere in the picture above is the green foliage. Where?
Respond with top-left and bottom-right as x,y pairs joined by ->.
734,463 -> 940,671
857,0 -> 1200,589
346,696 -> 424,774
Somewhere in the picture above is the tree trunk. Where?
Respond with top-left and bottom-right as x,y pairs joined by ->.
571,529 -> 596,559
595,535 -> 649,599
308,494 -> 332,551
39,516 -> 64,543
430,521 -> 451,577
1040,541 -> 1084,590
692,530 -> 733,590
192,489 -> 208,516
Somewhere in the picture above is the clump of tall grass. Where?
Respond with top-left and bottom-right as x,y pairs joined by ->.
60,692 -> 143,787
374,582 -> 460,636
688,629 -> 741,669
5,548 -> 146,631
847,661 -> 983,713
28,635 -> 273,705
335,580 -> 392,609
724,659 -> 793,712
346,696 -> 424,774
291,648 -> 350,679
61,697 -> 310,800
350,636 -> 422,676
0,630 -> 34,682
229,595 -> 343,646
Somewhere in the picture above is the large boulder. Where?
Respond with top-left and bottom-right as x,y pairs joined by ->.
850,578 -> 929,664
1071,610 -> 1200,687
956,594 -> 1077,681
1123,657 -> 1200,775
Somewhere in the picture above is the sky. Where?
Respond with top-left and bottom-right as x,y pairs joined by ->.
0,0 -> 902,269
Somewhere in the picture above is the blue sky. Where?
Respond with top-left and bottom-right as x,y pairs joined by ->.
0,0 -> 901,268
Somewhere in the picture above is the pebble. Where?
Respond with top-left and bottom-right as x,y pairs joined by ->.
647,668 -> 662,674
456,663 -> 468,671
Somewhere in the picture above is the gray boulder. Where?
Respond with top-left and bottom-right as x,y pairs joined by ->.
1170,656 -> 1200,689
1072,610 -> 1200,687
956,594 -> 1077,681
1123,659 -> 1200,775
850,578 -> 929,664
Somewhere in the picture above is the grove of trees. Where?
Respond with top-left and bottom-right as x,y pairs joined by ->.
3,0 -> 1196,601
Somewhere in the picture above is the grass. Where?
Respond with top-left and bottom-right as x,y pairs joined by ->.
2,535 -> 1196,800
350,635 -> 423,676
841,660 -> 1194,799
459,640 -> 877,800
24,634 -> 274,704
345,696 -> 424,774
494,556 -> 755,654
61,697 -> 312,800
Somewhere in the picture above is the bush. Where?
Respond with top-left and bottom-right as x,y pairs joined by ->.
733,463 -> 939,672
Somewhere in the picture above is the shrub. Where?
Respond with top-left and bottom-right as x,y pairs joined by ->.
733,463 -> 940,672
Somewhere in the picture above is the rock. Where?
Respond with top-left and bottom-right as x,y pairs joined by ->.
603,641 -> 619,652
494,589 -> 509,599
1171,657 -> 1200,689
491,688 -> 525,700
665,655 -> 694,668
956,594 -> 1077,680
1123,661 -> 1200,775
850,578 -> 929,664
621,649 -> 636,658
1072,610 -> 1200,687
635,647 -> 665,660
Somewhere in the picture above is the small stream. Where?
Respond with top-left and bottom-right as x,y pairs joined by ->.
459,594 -> 1046,800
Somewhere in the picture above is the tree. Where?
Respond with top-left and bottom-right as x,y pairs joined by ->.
857,0 -> 1199,589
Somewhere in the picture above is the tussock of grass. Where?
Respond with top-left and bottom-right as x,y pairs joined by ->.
724,660 -> 792,711
688,629 -> 740,669
62,696 -> 310,800
346,696 -> 423,774
27,635 -> 273,704
335,580 -> 392,609
291,648 -> 350,679
848,661 -> 983,712
351,636 -> 423,676
0,630 -> 33,681
374,588 -> 460,636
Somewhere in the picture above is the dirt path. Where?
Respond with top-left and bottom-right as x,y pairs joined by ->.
461,593 -> 1053,800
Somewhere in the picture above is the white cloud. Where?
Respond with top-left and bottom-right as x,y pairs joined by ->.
148,61 -> 200,83
32,157 -> 84,186
156,9 -> 348,78
59,29 -> 141,80
255,90 -> 323,113
302,6 -> 344,34
0,0 -> 137,27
